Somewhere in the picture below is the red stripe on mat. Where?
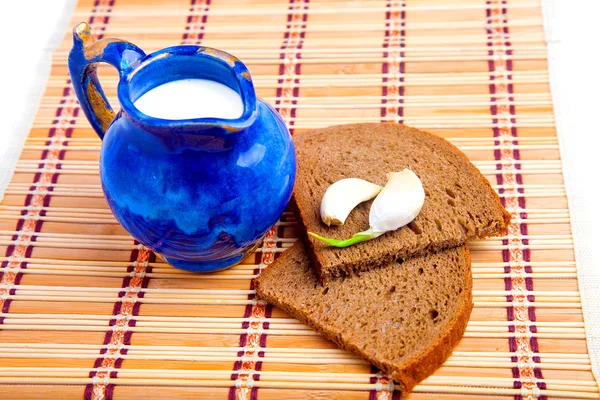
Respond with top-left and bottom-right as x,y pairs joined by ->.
229,227 -> 277,400
84,244 -> 154,400
273,0 -> 310,136
371,0 -> 405,398
80,2 -> 156,399
485,1 -> 546,399
380,0 -> 406,125
229,1 -> 308,398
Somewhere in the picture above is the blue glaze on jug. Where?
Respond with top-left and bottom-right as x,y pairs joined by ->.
68,23 -> 296,272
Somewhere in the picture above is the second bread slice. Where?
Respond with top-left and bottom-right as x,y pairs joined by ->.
255,241 -> 473,393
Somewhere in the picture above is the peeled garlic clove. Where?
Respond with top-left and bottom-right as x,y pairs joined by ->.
369,169 -> 425,233
320,178 -> 383,226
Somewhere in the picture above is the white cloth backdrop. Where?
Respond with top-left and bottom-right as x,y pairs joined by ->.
542,0 -> 600,384
0,0 -> 598,384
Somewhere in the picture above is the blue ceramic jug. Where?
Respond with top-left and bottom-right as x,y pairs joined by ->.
68,23 -> 296,272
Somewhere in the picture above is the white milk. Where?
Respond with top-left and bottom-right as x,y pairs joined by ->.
133,79 -> 244,120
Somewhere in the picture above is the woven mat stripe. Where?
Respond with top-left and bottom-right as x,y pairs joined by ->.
370,0 -> 406,398
0,0 -> 111,321
176,0 -> 272,397
229,2 -> 308,398
182,0 -> 210,45
380,0 -> 406,125
486,1 -> 546,399
369,366 -> 400,400
80,1 -> 150,398
85,1 -> 209,398
79,4 -> 153,399
229,227 -> 277,400
83,245 -> 154,400
273,0 -> 309,135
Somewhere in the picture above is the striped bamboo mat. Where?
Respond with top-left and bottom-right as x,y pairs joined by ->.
1,0 -> 597,398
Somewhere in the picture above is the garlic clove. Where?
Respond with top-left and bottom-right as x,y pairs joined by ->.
320,178 -> 383,226
369,169 -> 425,233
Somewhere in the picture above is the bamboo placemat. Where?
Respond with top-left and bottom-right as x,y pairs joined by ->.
1,0 -> 598,398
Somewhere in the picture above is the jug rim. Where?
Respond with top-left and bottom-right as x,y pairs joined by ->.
118,46 -> 258,134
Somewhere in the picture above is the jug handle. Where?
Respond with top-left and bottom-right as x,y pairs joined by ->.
68,22 -> 146,140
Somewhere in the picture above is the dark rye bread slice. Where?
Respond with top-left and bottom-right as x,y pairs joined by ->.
255,241 -> 473,393
294,123 -> 510,282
